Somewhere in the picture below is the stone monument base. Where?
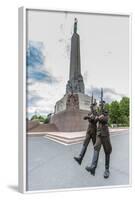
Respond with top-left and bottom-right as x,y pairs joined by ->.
50,110 -> 89,132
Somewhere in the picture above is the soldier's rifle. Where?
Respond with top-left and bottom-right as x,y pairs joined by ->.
100,88 -> 105,115
90,93 -> 94,114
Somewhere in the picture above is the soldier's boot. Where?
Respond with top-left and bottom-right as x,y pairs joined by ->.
85,150 -> 99,175
104,154 -> 110,179
74,146 -> 87,165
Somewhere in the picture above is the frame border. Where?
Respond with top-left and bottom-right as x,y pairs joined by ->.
18,7 -> 132,193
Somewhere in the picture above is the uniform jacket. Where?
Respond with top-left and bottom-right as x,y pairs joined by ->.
97,114 -> 109,137
84,112 -> 98,135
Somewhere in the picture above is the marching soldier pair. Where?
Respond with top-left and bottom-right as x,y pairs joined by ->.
74,89 -> 112,179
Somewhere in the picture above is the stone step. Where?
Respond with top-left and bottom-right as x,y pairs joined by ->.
44,134 -> 84,145
45,133 -> 84,141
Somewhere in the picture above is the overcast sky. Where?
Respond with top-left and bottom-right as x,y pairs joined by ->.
26,9 -> 129,119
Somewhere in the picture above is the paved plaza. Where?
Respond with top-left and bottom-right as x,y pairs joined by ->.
26,130 -> 130,191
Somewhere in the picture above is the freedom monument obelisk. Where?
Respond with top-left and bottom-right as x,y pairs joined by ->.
66,18 -> 85,94
51,18 -> 92,131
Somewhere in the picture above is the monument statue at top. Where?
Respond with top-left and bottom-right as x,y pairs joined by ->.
74,18 -> 77,33
66,18 -> 85,94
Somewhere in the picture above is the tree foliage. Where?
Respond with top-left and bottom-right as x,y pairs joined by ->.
109,101 -> 121,124
30,114 -> 50,124
107,97 -> 129,127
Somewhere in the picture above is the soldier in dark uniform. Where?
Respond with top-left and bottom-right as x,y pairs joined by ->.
85,103 -> 112,178
74,98 -> 98,165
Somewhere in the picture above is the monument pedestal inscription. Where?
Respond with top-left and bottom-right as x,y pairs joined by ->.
51,18 -> 92,132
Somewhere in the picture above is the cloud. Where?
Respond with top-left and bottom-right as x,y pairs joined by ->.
26,41 -> 66,119
26,78 -> 66,119
26,41 -> 44,67
26,89 -> 47,118
26,41 -> 59,83
83,71 -> 88,82
85,86 -> 125,103
27,69 -> 58,83
27,94 -> 43,107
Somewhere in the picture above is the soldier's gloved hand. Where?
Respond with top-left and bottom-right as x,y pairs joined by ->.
99,114 -> 104,120
84,116 -> 88,120
90,114 -> 94,120
95,116 -> 99,120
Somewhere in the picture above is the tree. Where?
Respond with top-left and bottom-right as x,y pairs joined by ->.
104,103 -> 110,112
109,101 -> 121,125
119,97 -> 129,126
38,115 -> 45,123
119,97 -> 129,117
108,97 -> 129,127
44,117 -> 49,124
30,114 -> 51,124
31,114 -> 38,121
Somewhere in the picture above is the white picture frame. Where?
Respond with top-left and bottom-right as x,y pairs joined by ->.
18,7 -> 132,193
